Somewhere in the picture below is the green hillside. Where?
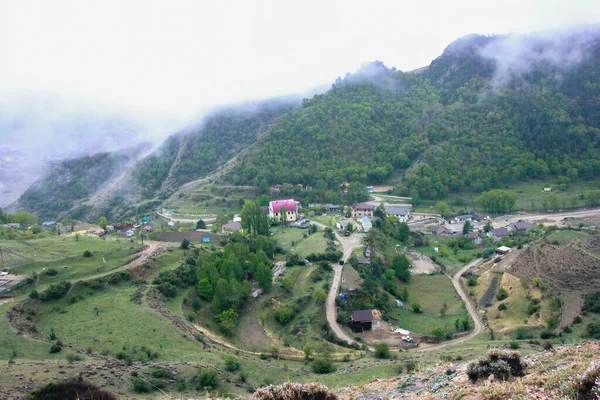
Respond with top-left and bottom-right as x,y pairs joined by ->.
232,32 -> 600,200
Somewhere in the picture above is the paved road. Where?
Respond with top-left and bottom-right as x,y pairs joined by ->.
313,222 -> 363,346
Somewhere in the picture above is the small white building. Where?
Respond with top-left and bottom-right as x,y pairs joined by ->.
126,230 -> 134,237
496,246 -> 511,255
385,207 -> 411,222
543,187 -> 553,192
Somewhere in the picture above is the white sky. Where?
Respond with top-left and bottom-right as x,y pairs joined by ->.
2,0 -> 600,124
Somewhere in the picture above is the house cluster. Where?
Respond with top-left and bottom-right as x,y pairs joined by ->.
222,214 -> 242,234
432,219 -> 534,243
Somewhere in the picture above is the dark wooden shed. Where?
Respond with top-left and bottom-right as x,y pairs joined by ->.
351,309 -> 373,332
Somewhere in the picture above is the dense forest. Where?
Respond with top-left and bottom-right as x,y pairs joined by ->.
232,29 -> 600,200
17,150 -> 140,219
14,28 -> 600,219
131,100 -> 299,198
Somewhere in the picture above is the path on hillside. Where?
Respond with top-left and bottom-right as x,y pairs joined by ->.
415,258 -> 485,351
313,222 -> 364,346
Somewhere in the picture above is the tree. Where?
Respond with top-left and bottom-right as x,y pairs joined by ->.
462,220 -> 473,234
440,304 -> 447,316
435,201 -> 449,217
255,263 -> 273,291
431,328 -> 445,341
279,204 -> 287,226
397,222 -> 410,243
346,182 -> 368,204
374,342 -> 390,359
258,177 -> 269,194
412,302 -> 422,313
196,369 -> 219,389
213,279 -> 233,312
392,254 -> 411,283
197,278 -> 213,300
303,343 -> 313,360
240,200 -> 268,236
477,190 -> 518,213
401,287 -> 410,301
483,222 -> 492,233
196,219 -> 206,230
180,239 -> 190,249
313,288 -> 327,303
99,216 -> 108,230
216,309 -> 239,334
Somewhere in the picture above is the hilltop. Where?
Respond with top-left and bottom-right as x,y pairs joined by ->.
10,26 -> 600,222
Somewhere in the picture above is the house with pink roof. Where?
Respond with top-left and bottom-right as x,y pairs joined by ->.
269,199 -> 299,222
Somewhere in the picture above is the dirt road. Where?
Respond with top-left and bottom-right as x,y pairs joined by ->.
110,241 -> 166,273
313,222 -> 363,346
416,257 -> 485,351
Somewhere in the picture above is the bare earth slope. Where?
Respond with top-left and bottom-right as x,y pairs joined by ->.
507,236 -> 600,326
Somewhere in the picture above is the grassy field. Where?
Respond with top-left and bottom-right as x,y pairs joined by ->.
413,178 -> 600,213
163,184 -> 252,216
546,229 -> 590,244
416,236 -> 487,272
271,226 -> 330,257
391,275 -> 469,335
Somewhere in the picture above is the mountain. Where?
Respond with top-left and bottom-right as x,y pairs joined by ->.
232,26 -> 600,200
12,26 -> 600,219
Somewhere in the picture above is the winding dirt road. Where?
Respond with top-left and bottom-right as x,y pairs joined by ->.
314,221 -> 486,351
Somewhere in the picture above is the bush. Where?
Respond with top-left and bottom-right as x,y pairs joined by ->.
405,361 -> 416,373
561,360 -> 600,399
49,343 -> 62,353
509,340 -> 520,349
412,302 -> 422,313
573,315 -> 583,324
83,250 -> 92,258
312,358 -> 336,374
466,349 -> 526,382
251,382 -> 337,400
66,353 -> 84,363
540,330 -> 555,339
44,268 -> 59,276
40,281 -> 71,301
515,326 -> 527,340
28,380 -> 118,400
224,356 -> 241,372
158,282 -> 177,298
132,377 -> 153,393
274,304 -> 294,325
583,291 -> 600,314
29,290 -> 39,299
496,287 -> 509,301
196,369 -> 219,389
498,303 -> 507,311
374,343 -> 390,359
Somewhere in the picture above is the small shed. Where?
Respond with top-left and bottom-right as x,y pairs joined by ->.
496,246 -> 511,255
351,309 -> 374,332
202,237 -> 211,243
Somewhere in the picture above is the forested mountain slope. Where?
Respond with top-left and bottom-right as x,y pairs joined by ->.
232,27 -> 600,200
15,144 -> 148,220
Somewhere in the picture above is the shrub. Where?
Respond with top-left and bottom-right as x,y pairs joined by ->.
224,356 -> 241,372
405,361 -> 416,373
498,303 -> 507,311
150,368 -> 172,379
196,369 -> 219,389
573,315 -> 583,324
374,343 -> 390,359
515,326 -> 527,340
82,250 -> 92,258
583,291 -> 600,313
40,281 -> 71,301
131,377 -> 153,393
274,304 -> 294,325
561,360 -> 600,399
411,302 -> 422,313
158,282 -> 177,298
540,330 -> 555,339
49,343 -> 62,353
312,358 -> 335,374
496,287 -> 509,301
44,268 -> 59,276
28,380 -> 118,400
29,290 -> 39,299
509,340 -> 520,350
251,382 -> 338,400
66,353 -> 84,363
466,349 -> 526,382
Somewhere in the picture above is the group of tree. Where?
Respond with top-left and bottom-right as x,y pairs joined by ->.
194,233 -> 276,334
476,190 -> 518,213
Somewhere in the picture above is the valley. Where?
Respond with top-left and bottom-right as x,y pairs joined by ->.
1,26 -> 600,399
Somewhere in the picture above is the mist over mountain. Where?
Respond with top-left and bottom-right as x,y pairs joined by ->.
9,25 -> 600,221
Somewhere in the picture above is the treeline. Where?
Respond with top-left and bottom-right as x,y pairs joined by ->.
231,33 -> 600,200
18,152 -> 134,219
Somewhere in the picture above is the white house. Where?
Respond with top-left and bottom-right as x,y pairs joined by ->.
336,219 -> 354,232
385,207 -> 411,222
269,199 -> 299,222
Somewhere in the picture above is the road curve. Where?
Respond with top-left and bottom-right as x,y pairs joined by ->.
415,258 -> 485,351
313,222 -> 362,346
